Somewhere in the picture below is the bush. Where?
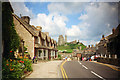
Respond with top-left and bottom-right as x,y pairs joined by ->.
2,58 -> 24,79
2,2 -> 20,59
2,58 -> 33,79
58,54 -> 62,60
21,58 -> 33,72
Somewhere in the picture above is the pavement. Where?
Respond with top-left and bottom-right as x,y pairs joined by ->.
62,60 -> 120,79
90,61 -> 120,71
24,60 -> 62,78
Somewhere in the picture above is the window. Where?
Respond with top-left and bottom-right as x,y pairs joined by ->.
38,50 -> 41,57
49,43 -> 51,47
52,44 -> 54,47
44,50 -> 46,56
35,37 -> 38,44
43,40 -> 46,46
52,51 -> 54,56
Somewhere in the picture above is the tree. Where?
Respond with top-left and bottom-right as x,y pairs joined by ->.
2,2 -> 20,59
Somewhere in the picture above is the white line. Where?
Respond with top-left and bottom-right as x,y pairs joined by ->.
82,65 -> 88,69
91,71 -> 106,80
78,61 -> 82,64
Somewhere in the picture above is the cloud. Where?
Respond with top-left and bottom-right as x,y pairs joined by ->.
48,2 -> 87,15
64,2 -> 118,45
30,13 -> 68,37
78,14 -> 88,20
10,2 -> 119,46
10,2 -> 34,18
29,2 -> 119,45
66,25 -> 81,37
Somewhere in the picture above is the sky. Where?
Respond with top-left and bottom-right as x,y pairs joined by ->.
10,1 -> 119,46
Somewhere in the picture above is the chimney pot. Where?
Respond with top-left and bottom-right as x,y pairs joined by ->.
21,16 -> 30,24
112,28 -> 115,34
36,26 -> 42,31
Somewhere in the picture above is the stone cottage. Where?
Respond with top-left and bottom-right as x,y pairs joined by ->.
13,13 -> 58,60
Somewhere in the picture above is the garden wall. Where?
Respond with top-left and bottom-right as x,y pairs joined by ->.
96,57 -> 120,67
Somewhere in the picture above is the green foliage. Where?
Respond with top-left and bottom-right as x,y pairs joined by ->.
58,54 -> 62,60
2,58 -> 24,79
57,42 -> 86,53
2,2 -> 20,58
2,58 -> 33,79
21,58 -> 33,72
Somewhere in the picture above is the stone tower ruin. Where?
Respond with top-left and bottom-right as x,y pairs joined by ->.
65,35 -> 67,43
58,35 -> 67,46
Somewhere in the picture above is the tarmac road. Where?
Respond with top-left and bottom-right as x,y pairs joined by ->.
62,60 -> 120,80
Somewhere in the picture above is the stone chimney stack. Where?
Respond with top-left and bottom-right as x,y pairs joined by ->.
112,28 -> 115,34
92,45 -> 94,47
21,16 -> 30,24
88,45 -> 90,48
102,35 -> 104,38
44,32 -> 49,36
36,26 -> 42,31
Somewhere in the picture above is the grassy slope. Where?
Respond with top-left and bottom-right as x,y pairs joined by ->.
57,42 -> 86,53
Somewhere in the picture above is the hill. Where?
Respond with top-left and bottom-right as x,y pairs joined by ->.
57,42 -> 86,53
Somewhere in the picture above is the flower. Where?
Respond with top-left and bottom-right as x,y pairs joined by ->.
10,59 -> 12,62
10,51 -> 12,53
6,60 -> 8,63
10,68 -> 14,71
6,64 -> 9,66
20,61 -> 24,63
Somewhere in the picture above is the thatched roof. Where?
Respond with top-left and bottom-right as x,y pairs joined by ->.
12,13 -> 39,36
41,32 -> 46,40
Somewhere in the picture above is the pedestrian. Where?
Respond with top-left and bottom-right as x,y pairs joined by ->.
82,57 -> 84,61
33,56 -> 36,63
91,56 -> 94,61
35,57 -> 38,64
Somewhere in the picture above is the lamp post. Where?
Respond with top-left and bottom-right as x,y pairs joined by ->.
21,39 -> 25,58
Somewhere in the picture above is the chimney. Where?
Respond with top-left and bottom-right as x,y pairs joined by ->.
44,32 -> 49,36
112,28 -> 115,34
102,35 -> 104,38
92,45 -> 94,47
21,16 -> 30,24
88,45 -> 90,48
36,26 -> 42,31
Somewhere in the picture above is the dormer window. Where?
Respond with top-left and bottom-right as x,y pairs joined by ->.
35,37 -> 38,44
43,40 -> 46,46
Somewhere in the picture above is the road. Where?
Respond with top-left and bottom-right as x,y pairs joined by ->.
62,60 -> 120,80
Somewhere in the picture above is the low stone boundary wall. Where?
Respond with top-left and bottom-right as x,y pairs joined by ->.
96,57 -> 120,67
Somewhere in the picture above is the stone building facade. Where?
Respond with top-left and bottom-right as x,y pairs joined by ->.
13,13 -> 58,60
82,24 -> 120,59
106,24 -> 120,58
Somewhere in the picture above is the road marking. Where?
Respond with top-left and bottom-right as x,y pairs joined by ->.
78,61 -> 82,64
60,60 -> 68,80
91,61 -> 120,71
78,61 -> 88,69
91,71 -> 106,80
82,65 -> 88,69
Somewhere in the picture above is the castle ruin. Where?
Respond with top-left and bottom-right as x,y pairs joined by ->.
58,35 -> 67,46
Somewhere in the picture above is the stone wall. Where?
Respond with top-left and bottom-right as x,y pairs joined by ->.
97,57 -> 120,67
13,16 -> 34,59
